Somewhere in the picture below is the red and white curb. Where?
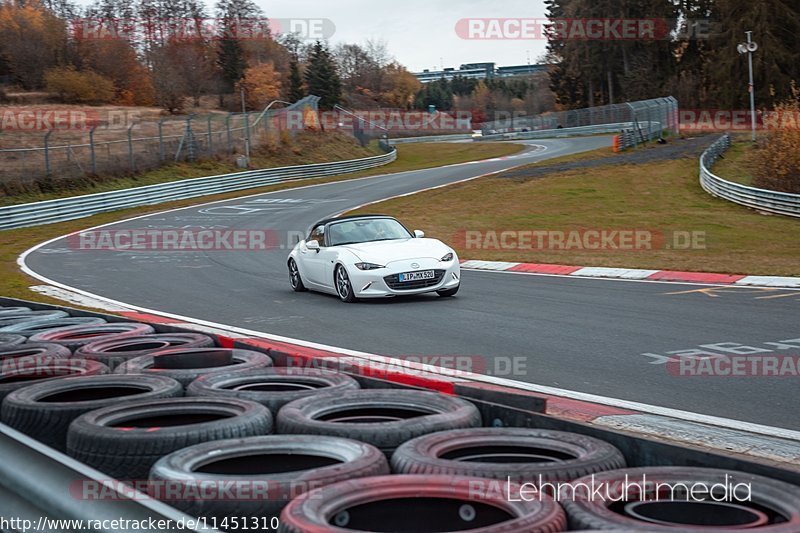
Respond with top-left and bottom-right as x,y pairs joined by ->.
460,260 -> 800,288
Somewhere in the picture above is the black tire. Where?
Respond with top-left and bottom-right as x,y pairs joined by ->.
28,322 -> 156,352
1,374 -> 183,452
150,435 -> 389,519
391,427 -> 625,483
563,467 -> 800,532
288,259 -> 307,292
0,358 -> 109,401
1,342 -> 72,363
277,389 -> 481,455
0,307 -> 32,316
186,367 -> 360,412
75,333 -> 215,370
0,310 -> 69,327
114,348 -> 273,387
0,317 -> 106,337
0,333 -> 26,350
437,285 -> 460,297
334,264 -> 356,303
66,397 -> 273,481
279,474 -> 566,533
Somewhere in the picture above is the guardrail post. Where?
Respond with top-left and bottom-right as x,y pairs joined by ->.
127,123 -> 135,171
43,130 -> 52,175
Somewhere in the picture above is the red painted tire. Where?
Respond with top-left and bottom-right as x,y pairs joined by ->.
75,333 -> 215,370
279,474 -> 566,532
28,322 -> 155,352
391,428 -> 625,483
114,348 -> 273,386
562,467 -> 800,531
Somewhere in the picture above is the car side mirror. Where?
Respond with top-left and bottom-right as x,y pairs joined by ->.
414,230 -> 425,238
306,239 -> 320,251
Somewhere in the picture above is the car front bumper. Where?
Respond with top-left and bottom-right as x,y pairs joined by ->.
349,259 -> 461,298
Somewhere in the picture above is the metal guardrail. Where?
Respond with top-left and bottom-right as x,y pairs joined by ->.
477,122 -> 636,141
699,134 -> 800,218
0,148 -> 397,230
388,134 -> 474,144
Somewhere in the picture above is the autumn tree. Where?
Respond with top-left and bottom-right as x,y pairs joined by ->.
0,3 -> 66,89
238,61 -> 282,109
44,66 -> 115,103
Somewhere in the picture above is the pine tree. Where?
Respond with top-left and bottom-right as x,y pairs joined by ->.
288,59 -> 305,101
304,41 -> 341,109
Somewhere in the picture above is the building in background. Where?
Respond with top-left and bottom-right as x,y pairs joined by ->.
414,62 -> 546,83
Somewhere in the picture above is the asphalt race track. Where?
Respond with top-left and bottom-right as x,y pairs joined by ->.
24,137 -> 800,431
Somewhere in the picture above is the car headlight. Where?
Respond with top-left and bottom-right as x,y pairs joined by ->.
355,262 -> 384,270
440,252 -> 454,262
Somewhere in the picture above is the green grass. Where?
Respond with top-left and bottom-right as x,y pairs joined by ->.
0,141 -> 525,305
349,146 -> 800,276
712,140 -> 757,186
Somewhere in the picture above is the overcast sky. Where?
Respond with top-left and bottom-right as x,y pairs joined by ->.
266,0 -> 549,71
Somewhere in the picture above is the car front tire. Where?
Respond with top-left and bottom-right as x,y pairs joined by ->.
288,259 -> 307,292
437,285 -> 459,297
335,264 -> 357,303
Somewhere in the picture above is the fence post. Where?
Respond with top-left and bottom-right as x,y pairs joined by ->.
158,118 -> 166,162
186,116 -> 195,162
44,130 -> 53,175
225,113 -> 232,153
127,123 -> 135,171
89,126 -> 97,174
207,115 -> 213,154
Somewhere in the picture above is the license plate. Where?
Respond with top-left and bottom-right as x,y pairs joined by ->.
398,270 -> 435,282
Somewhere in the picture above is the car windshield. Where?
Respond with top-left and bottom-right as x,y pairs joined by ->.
327,218 -> 412,246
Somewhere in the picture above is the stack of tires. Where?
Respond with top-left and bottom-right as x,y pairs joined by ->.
2,304 -> 800,532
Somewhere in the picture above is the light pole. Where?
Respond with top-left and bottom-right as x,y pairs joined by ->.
737,31 -> 758,142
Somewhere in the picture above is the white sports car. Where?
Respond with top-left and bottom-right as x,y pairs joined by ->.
287,215 -> 461,302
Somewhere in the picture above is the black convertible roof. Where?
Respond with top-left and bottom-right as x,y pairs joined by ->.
311,214 -> 394,228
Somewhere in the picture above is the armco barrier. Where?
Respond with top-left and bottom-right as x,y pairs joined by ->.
700,134 -> 800,218
476,121 -> 662,144
0,148 -> 397,231
388,134 -> 474,144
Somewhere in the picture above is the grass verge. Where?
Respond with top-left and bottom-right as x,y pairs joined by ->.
0,141 -> 525,304
349,144 -> 800,276
711,140 -> 757,186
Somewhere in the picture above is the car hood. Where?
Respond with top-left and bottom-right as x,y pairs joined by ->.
340,238 -> 451,264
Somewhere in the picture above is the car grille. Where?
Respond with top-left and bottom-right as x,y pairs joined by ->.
384,270 -> 446,291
